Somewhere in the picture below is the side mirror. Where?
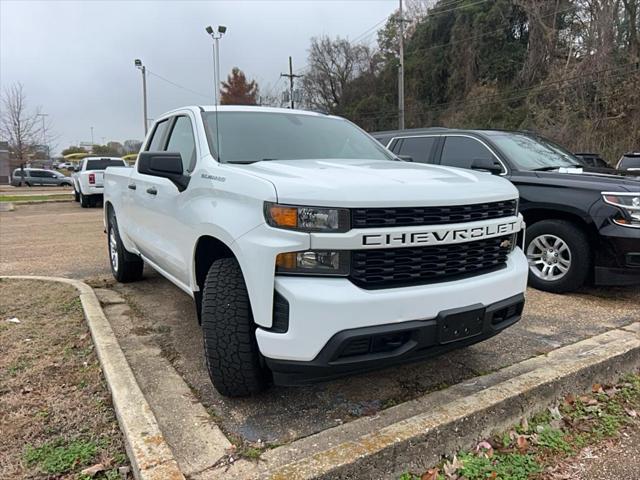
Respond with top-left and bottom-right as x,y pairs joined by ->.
397,155 -> 414,162
471,158 -> 503,175
138,151 -> 190,191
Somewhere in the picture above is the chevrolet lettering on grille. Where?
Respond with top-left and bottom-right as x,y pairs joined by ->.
361,220 -> 520,247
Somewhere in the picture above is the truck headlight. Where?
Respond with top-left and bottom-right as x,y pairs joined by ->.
602,192 -> 640,228
265,202 -> 350,232
276,250 -> 350,276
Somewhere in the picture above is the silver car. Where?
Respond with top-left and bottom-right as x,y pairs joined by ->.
11,168 -> 73,187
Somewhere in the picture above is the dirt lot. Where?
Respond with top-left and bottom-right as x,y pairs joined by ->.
2,202 -> 639,445
0,279 -> 128,479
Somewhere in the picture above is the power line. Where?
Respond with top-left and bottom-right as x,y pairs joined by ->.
146,70 -> 210,100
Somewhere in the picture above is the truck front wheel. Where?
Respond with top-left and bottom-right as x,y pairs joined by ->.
201,257 -> 270,397
107,210 -> 144,283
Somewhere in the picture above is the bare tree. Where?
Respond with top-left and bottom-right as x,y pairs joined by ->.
0,83 -> 42,163
302,36 -> 374,112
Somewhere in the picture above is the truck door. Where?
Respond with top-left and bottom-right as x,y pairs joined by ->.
127,115 -> 197,285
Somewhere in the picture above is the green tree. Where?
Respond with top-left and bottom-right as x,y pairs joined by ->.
61,146 -> 86,156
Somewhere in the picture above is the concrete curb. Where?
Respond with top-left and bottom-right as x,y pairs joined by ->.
1,198 -> 74,205
1,276 -> 185,480
218,321 -> 640,480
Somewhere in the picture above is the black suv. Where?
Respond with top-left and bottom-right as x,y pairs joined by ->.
373,128 -> 640,293
617,152 -> 640,172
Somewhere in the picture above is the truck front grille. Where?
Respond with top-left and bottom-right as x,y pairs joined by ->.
351,200 -> 517,228
350,235 -> 512,289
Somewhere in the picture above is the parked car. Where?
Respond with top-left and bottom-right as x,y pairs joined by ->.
616,152 -> 640,171
373,128 -> 640,293
11,168 -> 73,187
104,106 -> 528,397
574,152 -> 609,169
72,157 -> 127,207
57,162 -> 75,170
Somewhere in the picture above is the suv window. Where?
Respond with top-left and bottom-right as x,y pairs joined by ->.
441,136 -> 494,169
13,169 -> 25,177
394,136 -> 437,164
165,116 -> 196,173
147,119 -> 170,151
29,170 -> 45,178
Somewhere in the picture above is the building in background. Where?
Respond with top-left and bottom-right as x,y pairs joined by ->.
0,141 -> 10,184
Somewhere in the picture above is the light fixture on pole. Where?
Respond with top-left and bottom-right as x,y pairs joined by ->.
205,25 -> 227,105
134,58 -> 149,135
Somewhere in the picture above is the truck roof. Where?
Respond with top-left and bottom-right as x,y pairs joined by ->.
163,105 -> 336,118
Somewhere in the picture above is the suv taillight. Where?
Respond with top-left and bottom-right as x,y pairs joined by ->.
88,173 -> 95,184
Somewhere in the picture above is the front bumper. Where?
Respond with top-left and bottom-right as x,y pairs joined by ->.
594,222 -> 640,286
255,248 -> 528,365
266,293 -> 525,386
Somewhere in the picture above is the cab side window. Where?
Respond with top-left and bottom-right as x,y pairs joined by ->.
441,136 -> 494,169
394,137 -> 437,164
165,116 -> 197,174
147,119 -> 170,152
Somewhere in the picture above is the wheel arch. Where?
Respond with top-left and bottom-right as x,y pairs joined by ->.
192,235 -> 236,323
521,208 -> 599,247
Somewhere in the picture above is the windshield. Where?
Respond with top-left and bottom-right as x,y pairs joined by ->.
85,159 -> 125,170
202,111 -> 393,163
489,133 -> 584,171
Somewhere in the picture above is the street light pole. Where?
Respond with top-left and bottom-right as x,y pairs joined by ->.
206,25 -> 227,105
398,0 -> 405,130
90,126 -> 94,145
134,59 -> 148,135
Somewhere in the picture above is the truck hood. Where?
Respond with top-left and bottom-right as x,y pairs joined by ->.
511,169 -> 640,192
238,159 -> 518,207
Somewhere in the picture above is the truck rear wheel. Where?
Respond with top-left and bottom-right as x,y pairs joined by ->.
107,210 -> 144,283
201,257 -> 270,397
80,192 -> 89,208
74,188 -> 80,202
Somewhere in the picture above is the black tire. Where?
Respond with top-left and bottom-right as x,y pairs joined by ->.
80,192 -> 89,208
107,209 -> 144,283
74,189 -> 80,202
525,219 -> 591,293
201,257 -> 270,397
25,182 -> 31,187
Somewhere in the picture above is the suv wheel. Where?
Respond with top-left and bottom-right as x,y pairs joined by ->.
525,219 -> 591,293
107,209 -> 144,283
201,257 -> 270,397
80,192 -> 90,208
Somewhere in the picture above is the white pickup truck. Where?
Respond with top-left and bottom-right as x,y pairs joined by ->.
72,156 -> 127,207
104,106 -> 528,397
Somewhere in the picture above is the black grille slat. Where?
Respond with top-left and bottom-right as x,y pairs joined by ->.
352,200 -> 517,228
350,236 -> 511,289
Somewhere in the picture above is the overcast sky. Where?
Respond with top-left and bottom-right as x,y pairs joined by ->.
1,0 -> 397,154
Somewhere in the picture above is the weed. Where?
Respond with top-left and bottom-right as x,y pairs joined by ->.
537,427 -> 573,454
24,438 -> 97,475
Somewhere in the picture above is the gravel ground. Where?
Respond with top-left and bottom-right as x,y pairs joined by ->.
2,202 -> 639,445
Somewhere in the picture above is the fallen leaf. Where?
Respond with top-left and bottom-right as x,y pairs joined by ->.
549,405 -> 562,420
421,468 -> 440,480
516,435 -> 529,453
592,383 -> 603,394
550,419 -> 563,430
80,463 -> 105,477
443,455 -> 463,478
5,317 -> 20,324
476,440 -> 494,458
564,394 -> 575,405
625,408 -> 637,418
520,417 -> 529,432
587,398 -> 599,406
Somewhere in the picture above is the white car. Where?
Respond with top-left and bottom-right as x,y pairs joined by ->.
104,106 -> 528,397
72,157 -> 127,207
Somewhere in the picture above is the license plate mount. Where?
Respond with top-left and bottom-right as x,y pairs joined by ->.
438,306 -> 485,344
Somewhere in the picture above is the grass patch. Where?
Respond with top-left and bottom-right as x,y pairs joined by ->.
24,438 -> 98,475
0,194 -> 72,202
398,372 -> 640,480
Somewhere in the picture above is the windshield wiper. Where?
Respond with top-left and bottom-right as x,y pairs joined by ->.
226,158 -> 279,164
532,164 -> 583,171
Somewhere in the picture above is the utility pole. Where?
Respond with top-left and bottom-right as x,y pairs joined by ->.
90,126 -> 94,145
281,56 -> 303,109
134,59 -> 148,135
36,113 -> 48,157
398,0 -> 405,130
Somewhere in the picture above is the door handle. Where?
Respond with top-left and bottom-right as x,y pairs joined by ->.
127,183 -> 137,190
146,186 -> 158,195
